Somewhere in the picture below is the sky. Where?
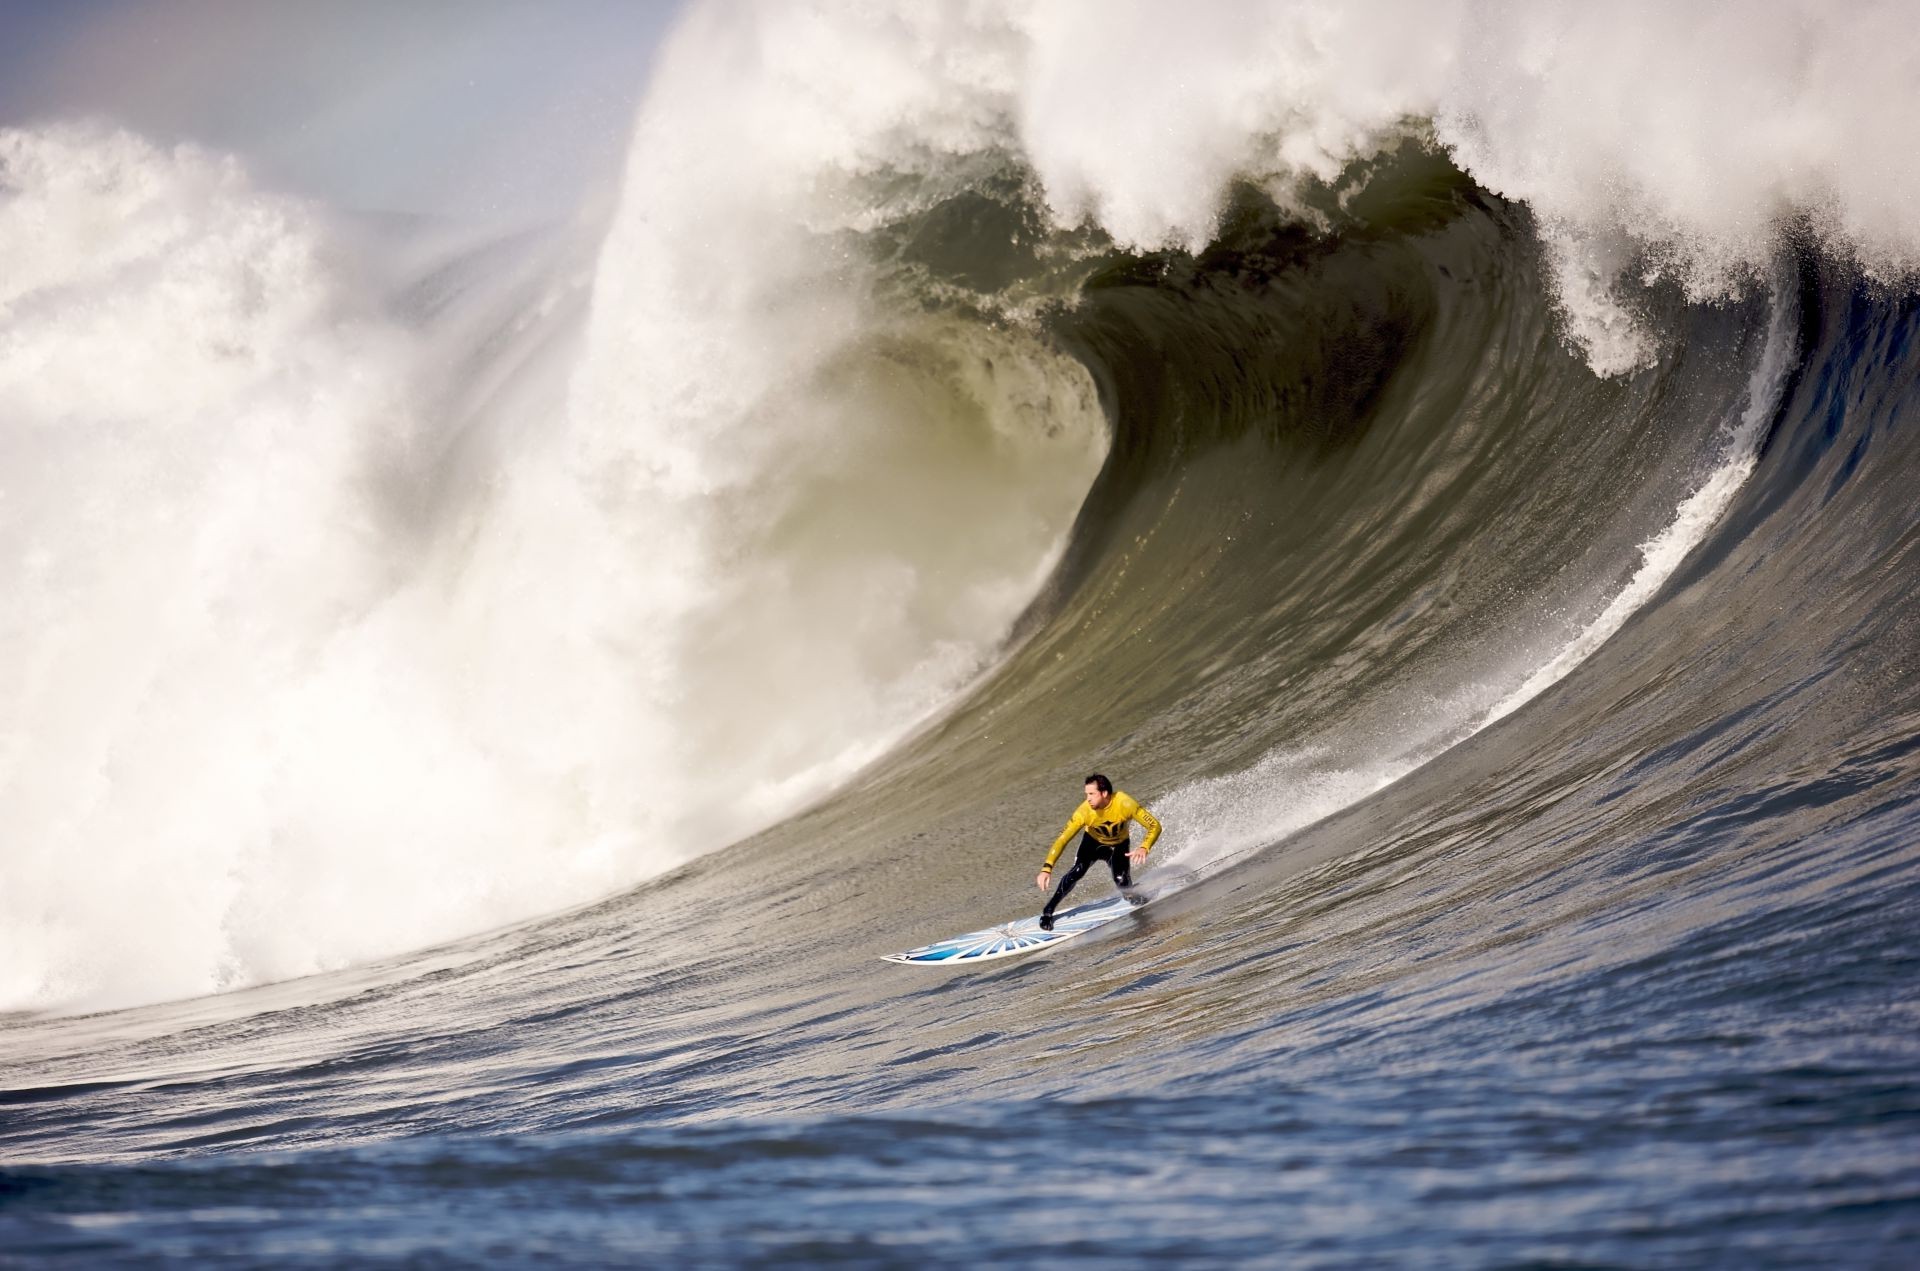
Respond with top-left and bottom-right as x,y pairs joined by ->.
0,0 -> 683,220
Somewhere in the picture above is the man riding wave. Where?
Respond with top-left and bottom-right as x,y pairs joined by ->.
1034,773 -> 1161,930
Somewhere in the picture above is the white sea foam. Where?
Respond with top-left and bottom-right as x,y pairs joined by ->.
1038,0 -> 1913,369
641,0 -> 1916,371
0,123 -> 1105,1013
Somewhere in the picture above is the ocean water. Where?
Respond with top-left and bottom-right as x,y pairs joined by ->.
3,3 -> 1919,1265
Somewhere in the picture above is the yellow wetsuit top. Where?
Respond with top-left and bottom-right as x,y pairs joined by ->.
1042,792 -> 1162,869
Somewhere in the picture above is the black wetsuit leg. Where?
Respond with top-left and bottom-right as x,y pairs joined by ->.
1042,834 -> 1100,920
1043,832 -> 1125,921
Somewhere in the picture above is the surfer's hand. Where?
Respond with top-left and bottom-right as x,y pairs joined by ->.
1035,870 -> 1052,889
1129,848 -> 1147,866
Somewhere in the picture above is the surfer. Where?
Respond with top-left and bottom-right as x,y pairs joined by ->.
1035,774 -> 1162,930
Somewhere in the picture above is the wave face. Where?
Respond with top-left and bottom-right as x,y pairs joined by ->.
4,2 -> 1920,1263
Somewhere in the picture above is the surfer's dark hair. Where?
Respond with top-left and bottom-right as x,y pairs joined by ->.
1084,773 -> 1112,794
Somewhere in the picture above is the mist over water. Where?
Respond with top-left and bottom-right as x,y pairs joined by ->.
3,2 -> 1919,1264
1,113 -> 1105,1010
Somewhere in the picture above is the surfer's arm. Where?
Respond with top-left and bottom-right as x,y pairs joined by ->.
1132,804 -> 1162,854
1041,809 -> 1088,870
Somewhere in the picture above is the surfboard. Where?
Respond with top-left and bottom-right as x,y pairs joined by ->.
883,892 -> 1147,965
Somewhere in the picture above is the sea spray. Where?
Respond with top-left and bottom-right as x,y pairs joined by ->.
0,122 -> 1104,1014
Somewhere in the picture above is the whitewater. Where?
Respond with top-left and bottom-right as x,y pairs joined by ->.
3,2 -> 1918,1264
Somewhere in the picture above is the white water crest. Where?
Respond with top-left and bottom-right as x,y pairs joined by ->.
640,0 -> 1916,373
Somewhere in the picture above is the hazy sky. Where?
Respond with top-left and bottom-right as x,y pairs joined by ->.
0,0 -> 683,220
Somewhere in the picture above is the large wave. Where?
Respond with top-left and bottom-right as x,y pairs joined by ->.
5,0 -> 1918,1016
0,124 -> 1102,1013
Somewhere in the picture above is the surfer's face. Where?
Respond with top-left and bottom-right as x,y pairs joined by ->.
1085,782 -> 1110,811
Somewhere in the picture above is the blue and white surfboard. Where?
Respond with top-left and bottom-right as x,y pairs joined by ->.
883,893 -> 1145,965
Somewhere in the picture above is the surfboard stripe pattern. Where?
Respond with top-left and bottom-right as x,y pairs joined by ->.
883,895 -> 1138,965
